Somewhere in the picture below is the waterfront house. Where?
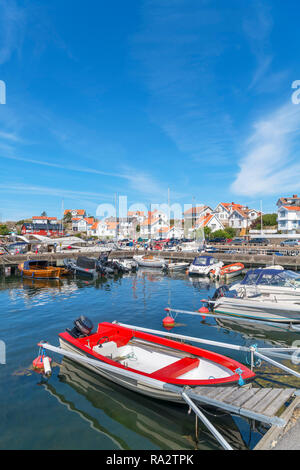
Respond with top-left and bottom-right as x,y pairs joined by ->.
228,208 -> 261,230
72,217 -> 95,233
192,213 -> 224,234
21,216 -> 64,237
277,205 -> 300,233
64,209 -> 86,219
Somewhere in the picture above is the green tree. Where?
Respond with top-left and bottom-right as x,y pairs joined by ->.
41,211 -> 47,217
204,226 -> 212,239
63,212 -> 72,225
0,224 -> 10,235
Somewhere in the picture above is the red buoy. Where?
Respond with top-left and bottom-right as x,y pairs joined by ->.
162,315 -> 175,328
198,306 -> 209,320
32,355 -> 52,371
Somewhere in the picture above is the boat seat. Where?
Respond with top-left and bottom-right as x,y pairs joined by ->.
150,357 -> 199,380
93,341 -> 118,359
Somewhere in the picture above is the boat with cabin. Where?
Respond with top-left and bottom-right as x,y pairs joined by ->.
188,256 -> 223,276
230,267 -> 300,297
206,285 -> 300,324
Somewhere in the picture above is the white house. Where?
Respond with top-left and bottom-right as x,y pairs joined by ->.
193,213 -> 225,233
140,210 -> 169,239
277,206 -> 300,233
228,208 -> 260,230
72,217 -> 94,233
157,225 -> 184,239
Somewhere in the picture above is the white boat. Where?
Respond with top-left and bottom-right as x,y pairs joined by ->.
230,267 -> 300,297
133,254 -> 166,268
164,261 -> 190,272
208,285 -> 300,324
210,263 -> 245,280
112,258 -> 138,272
55,317 -> 255,403
188,256 -> 223,276
177,242 -> 202,252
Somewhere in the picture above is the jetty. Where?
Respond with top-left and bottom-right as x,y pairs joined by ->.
1,247 -> 300,276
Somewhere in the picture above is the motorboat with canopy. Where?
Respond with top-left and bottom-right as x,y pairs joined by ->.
206,284 -> 300,324
231,268 -> 300,297
188,256 -> 223,276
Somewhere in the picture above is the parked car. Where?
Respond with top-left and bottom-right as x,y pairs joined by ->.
280,239 -> 300,247
209,237 -> 228,244
248,238 -> 270,245
229,238 -> 247,245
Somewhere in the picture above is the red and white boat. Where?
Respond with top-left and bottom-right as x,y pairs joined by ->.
210,263 -> 245,280
57,317 -> 255,402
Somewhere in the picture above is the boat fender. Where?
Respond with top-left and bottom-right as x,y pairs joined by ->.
32,354 -> 52,371
43,356 -> 52,376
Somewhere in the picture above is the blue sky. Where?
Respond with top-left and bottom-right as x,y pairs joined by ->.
1,0 -> 300,221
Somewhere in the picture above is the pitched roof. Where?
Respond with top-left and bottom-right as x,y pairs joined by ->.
282,205 -> 300,212
184,205 -> 210,215
84,217 -> 94,225
195,213 -> 214,227
64,209 -> 86,216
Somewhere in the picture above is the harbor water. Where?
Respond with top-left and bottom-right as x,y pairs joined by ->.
1,269 -> 300,450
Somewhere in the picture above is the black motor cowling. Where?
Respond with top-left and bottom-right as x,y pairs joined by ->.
67,315 -> 94,338
211,285 -> 229,301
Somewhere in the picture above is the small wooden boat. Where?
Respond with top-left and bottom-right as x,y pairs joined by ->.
18,260 -> 69,279
133,254 -> 166,268
210,263 -> 244,280
58,317 -> 255,402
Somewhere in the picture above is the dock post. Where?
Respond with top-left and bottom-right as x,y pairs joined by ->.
181,391 -> 233,450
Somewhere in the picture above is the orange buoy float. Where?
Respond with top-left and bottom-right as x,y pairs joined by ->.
198,305 -> 209,320
32,355 -> 52,371
162,316 -> 175,328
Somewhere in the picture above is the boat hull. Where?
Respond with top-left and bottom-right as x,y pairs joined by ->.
58,322 -> 255,403
214,298 -> 300,323
18,263 -> 68,279
59,338 -> 184,402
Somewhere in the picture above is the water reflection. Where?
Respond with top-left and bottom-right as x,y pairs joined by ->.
44,358 -> 260,450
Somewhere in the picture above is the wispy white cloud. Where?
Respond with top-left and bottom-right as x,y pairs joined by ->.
231,101 -> 300,196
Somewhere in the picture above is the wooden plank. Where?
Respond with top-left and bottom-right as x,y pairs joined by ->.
240,388 -> 273,411
231,388 -> 259,408
222,386 -> 256,405
200,387 -> 229,399
212,387 -> 240,401
252,389 -> 285,414
261,388 -> 296,417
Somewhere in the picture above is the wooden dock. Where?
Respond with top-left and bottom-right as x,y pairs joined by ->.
185,385 -> 296,427
1,248 -> 300,273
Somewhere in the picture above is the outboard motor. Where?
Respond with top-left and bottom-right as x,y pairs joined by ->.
67,315 -> 94,338
211,285 -> 229,301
